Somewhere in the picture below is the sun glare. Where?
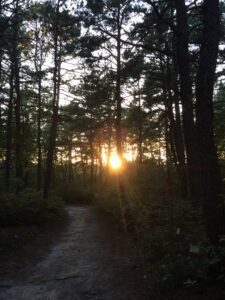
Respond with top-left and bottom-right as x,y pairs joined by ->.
109,154 -> 122,170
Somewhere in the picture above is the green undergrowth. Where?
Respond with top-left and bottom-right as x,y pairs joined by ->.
93,161 -> 225,296
0,189 -> 65,254
56,181 -> 95,204
0,190 -> 65,227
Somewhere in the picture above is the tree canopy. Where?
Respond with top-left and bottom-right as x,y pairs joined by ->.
0,0 -> 225,295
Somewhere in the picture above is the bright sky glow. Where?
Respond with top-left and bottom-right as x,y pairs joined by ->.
109,154 -> 122,170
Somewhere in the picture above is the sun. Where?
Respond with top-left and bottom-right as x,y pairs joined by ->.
109,154 -> 122,170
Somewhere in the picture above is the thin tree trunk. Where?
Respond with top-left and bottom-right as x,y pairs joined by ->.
165,116 -> 174,237
166,55 -> 188,198
43,0 -> 61,199
160,55 -> 178,167
98,142 -> 103,176
22,106 -> 29,188
138,80 -> 143,164
90,112 -> 94,183
107,121 -> 112,168
81,149 -> 86,185
68,141 -> 73,181
164,73 -> 178,166
34,20 -> 43,191
174,97 -> 188,199
37,76 -> 42,190
5,64 -> 14,190
13,0 -> 23,188
0,0 -> 2,144
115,2 -> 122,158
175,0 -> 199,200
0,51 -> 2,139
115,1 -> 127,232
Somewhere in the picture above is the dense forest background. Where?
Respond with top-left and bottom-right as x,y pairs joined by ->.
0,0 -> 225,296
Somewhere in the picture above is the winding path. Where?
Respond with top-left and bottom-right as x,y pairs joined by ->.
0,206 -> 147,300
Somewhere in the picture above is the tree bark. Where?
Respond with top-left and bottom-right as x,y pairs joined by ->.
13,0 -> 23,188
138,80 -> 143,164
43,0 -> 61,199
195,0 -> 225,243
90,112 -> 94,183
166,55 -> 188,198
37,75 -> 42,190
0,42 -> 2,143
115,1 -> 122,158
68,139 -> 73,181
5,64 -> 14,190
174,0 -> 199,200
34,20 -> 43,191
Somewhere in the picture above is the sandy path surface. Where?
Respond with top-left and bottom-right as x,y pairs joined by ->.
0,206 -> 147,300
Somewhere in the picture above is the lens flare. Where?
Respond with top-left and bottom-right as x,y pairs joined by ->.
109,154 -> 122,170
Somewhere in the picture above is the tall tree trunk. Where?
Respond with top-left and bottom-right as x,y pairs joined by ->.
81,148 -> 86,185
68,140 -> 73,181
13,0 -> 23,188
34,20 -> 43,191
174,97 -> 188,199
115,1 -> 122,158
107,104 -> 112,168
165,115 -> 174,236
168,109 -> 178,167
196,0 -> 225,243
115,1 -> 127,232
43,0 -> 61,199
5,64 -> 14,190
98,142 -> 103,175
90,113 -> 94,183
23,108 -> 29,188
160,55 -> 178,168
138,80 -> 143,164
0,48 -> 2,141
0,0 -> 2,140
107,127 -> 112,167
37,76 -> 42,190
163,59 -> 178,167
175,0 -> 199,200
166,55 -> 188,198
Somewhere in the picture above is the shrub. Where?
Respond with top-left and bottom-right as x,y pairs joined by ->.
94,162 -> 225,294
0,190 -> 64,226
56,182 -> 94,204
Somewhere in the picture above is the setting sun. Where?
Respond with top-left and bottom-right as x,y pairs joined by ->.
109,154 -> 122,170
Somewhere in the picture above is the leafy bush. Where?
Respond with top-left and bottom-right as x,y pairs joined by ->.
0,190 -> 65,226
56,182 -> 94,204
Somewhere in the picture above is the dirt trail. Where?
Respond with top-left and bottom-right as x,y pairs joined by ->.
0,206 -> 148,300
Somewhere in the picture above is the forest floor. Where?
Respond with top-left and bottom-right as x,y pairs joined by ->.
0,206 -> 147,300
